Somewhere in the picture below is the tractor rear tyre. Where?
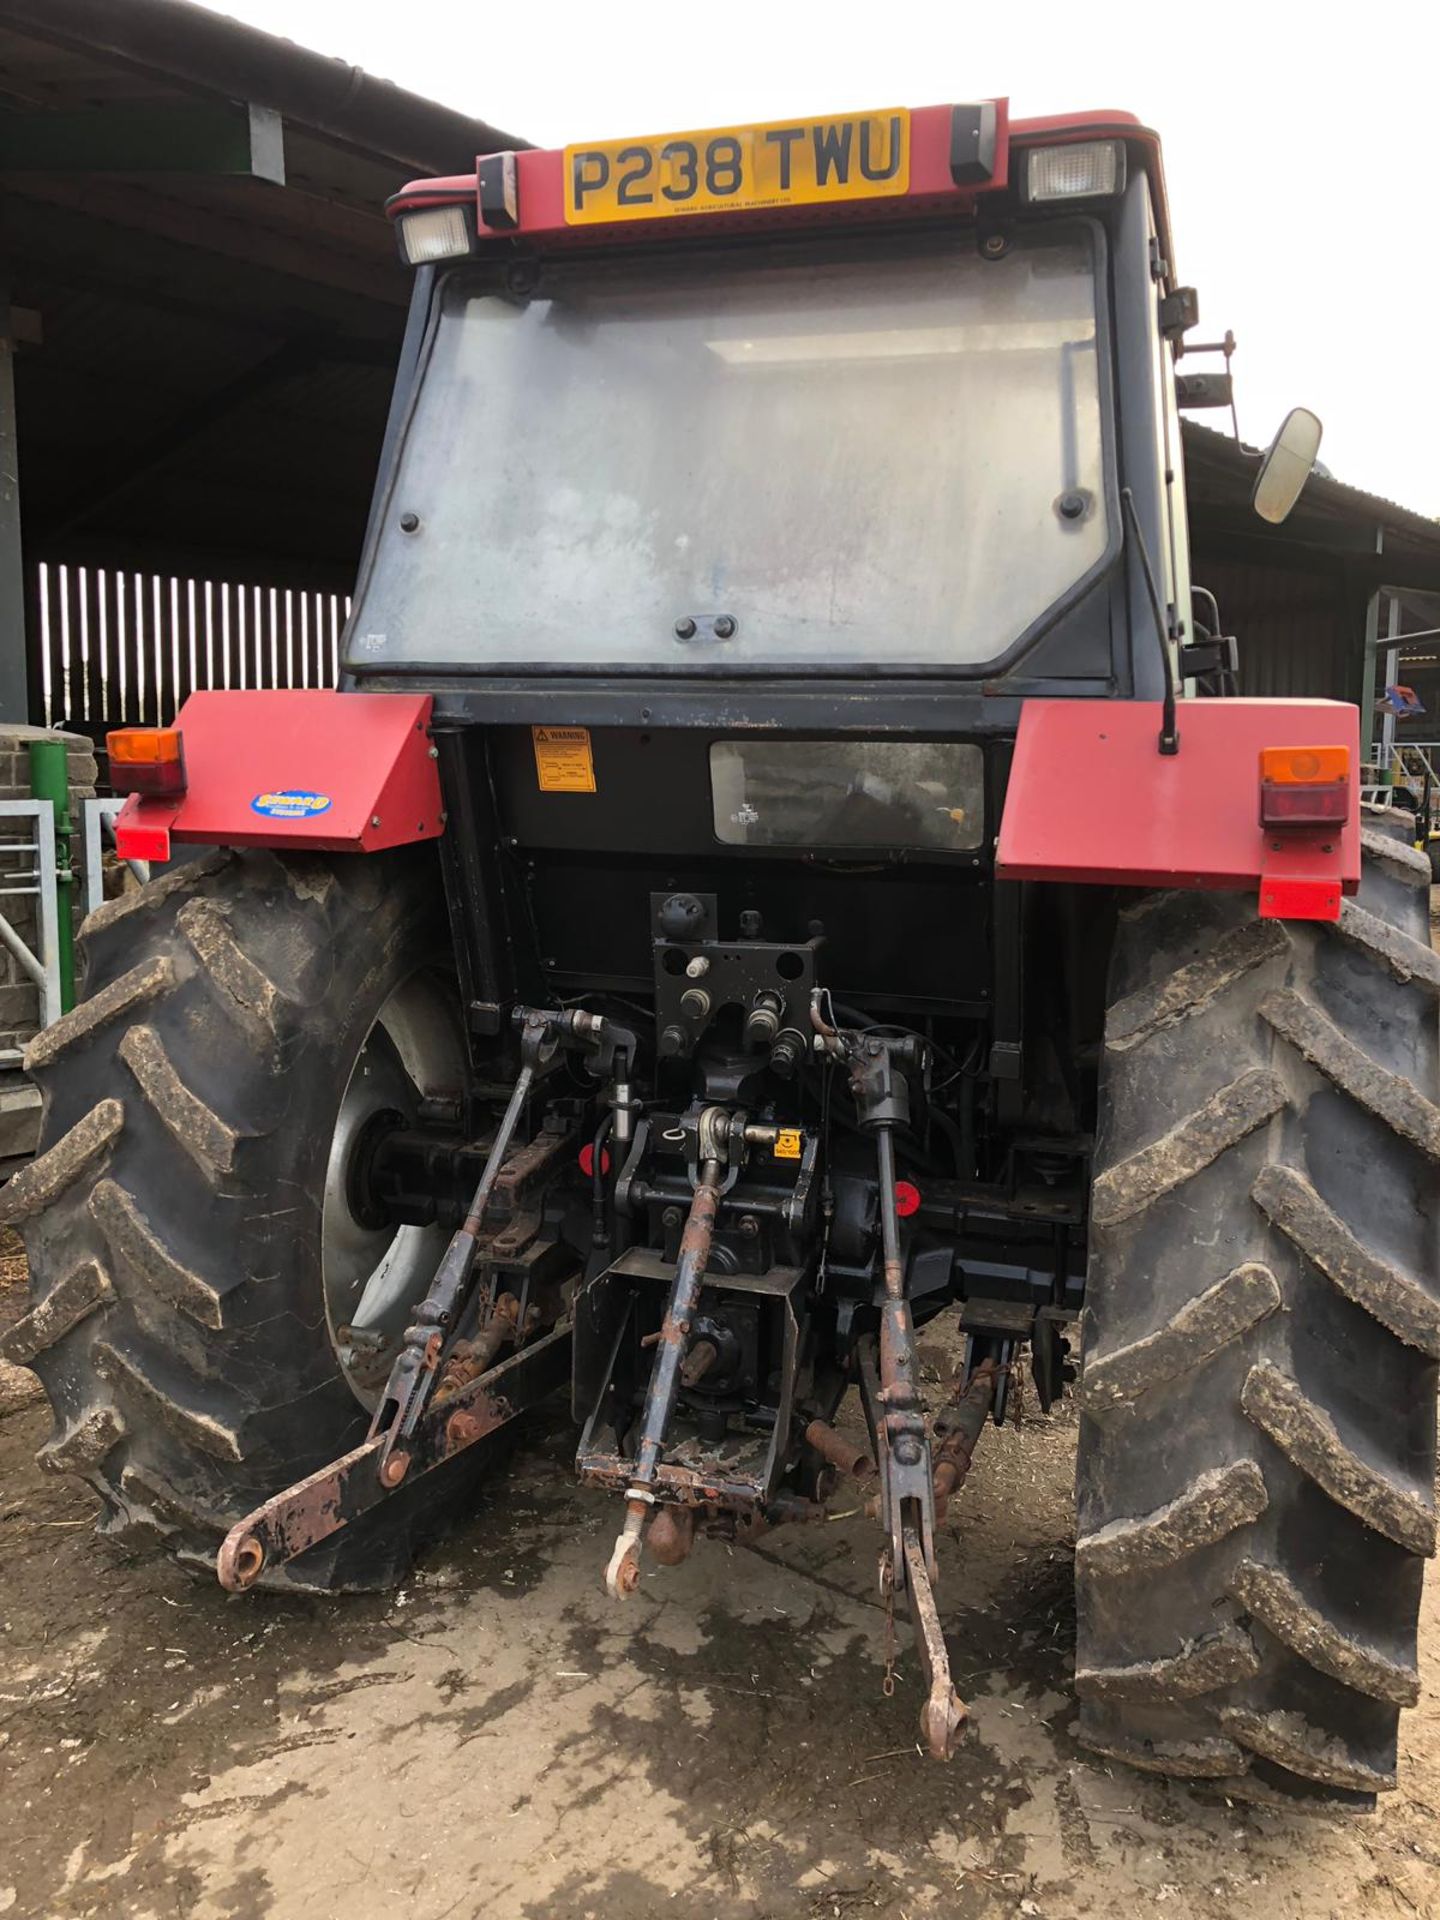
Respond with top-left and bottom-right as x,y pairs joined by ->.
1075,811 -> 1440,1807
0,847 -> 467,1589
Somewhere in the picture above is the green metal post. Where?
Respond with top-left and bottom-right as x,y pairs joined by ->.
28,737 -> 74,1013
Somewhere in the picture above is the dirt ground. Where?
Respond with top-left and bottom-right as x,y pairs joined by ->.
2,1254 -> 1439,1920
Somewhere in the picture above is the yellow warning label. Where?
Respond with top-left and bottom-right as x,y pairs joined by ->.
774,1128 -> 803,1160
532,725 -> 596,794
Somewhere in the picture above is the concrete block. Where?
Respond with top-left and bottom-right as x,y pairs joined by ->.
0,985 -> 40,1030
0,1078 -> 41,1159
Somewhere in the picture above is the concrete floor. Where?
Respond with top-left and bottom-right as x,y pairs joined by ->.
3,1329 -> 1439,1920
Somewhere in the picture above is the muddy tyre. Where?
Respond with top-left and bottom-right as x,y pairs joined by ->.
0,848 -> 465,1589
1074,814 -> 1440,1806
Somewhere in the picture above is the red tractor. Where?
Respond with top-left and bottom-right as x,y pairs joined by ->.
5,101 -> 1435,1809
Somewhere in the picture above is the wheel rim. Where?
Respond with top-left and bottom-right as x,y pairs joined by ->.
322,969 -> 462,1410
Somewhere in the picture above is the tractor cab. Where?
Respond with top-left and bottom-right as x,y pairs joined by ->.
360,107 -> 1182,706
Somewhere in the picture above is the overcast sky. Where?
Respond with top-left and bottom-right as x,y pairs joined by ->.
220,0 -> 1438,515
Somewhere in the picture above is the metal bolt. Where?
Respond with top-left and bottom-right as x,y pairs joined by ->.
713,614 -> 737,639
1058,491 -> 1087,521
446,1409 -> 486,1451
894,1434 -> 923,1466
738,1215 -> 759,1240
662,1205 -> 683,1230
399,511 -> 420,533
981,232 -> 1008,258
674,616 -> 697,640
371,815 -> 381,828
428,745 -> 439,759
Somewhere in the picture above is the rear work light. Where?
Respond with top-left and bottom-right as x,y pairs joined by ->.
397,205 -> 473,266
1024,139 -> 1126,203
107,727 -> 186,797
1259,745 -> 1350,827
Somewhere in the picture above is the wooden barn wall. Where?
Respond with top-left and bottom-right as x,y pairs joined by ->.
1192,554 -> 1359,705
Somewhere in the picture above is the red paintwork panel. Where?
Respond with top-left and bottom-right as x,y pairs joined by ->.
389,107 -> 1151,228
385,105 -> 1170,294
497,102 -> 1010,242
996,699 -> 1360,909
113,691 -> 442,862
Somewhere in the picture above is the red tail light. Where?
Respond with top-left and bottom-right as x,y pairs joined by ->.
1259,745 -> 1349,829
107,727 -> 187,796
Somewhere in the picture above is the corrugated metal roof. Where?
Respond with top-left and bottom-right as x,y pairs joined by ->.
1183,420 -> 1440,549
0,0 -> 526,585
0,0 -> 526,171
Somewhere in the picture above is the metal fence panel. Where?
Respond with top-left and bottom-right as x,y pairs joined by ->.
33,561 -> 351,730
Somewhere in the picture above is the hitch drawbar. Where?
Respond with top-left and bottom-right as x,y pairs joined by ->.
217,1000 -> 993,1769
600,1005 -> 989,1764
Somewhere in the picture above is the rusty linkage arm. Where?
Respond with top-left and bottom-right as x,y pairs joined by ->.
604,1104 -> 731,1599
217,1324 -> 572,1589
933,1356 -> 999,1521
369,1005 -> 634,1486
216,1005 -> 637,1592
366,1008 -> 553,1484
817,997 -> 969,1762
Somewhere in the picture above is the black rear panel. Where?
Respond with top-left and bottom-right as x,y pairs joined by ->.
490,725 -> 994,1014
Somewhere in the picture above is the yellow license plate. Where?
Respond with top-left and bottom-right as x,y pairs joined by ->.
564,110 -> 910,226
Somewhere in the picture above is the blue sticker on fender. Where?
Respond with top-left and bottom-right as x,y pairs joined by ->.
251,790 -> 333,820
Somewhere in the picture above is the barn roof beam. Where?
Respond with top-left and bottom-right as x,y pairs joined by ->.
0,103 -> 284,182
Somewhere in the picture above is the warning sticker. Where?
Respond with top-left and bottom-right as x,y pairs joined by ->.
773,1129 -> 803,1160
532,725 -> 596,794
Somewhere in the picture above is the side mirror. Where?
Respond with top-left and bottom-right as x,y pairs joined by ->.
1253,407 -> 1323,524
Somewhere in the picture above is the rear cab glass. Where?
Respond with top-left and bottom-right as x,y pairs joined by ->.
348,224 -> 1113,674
